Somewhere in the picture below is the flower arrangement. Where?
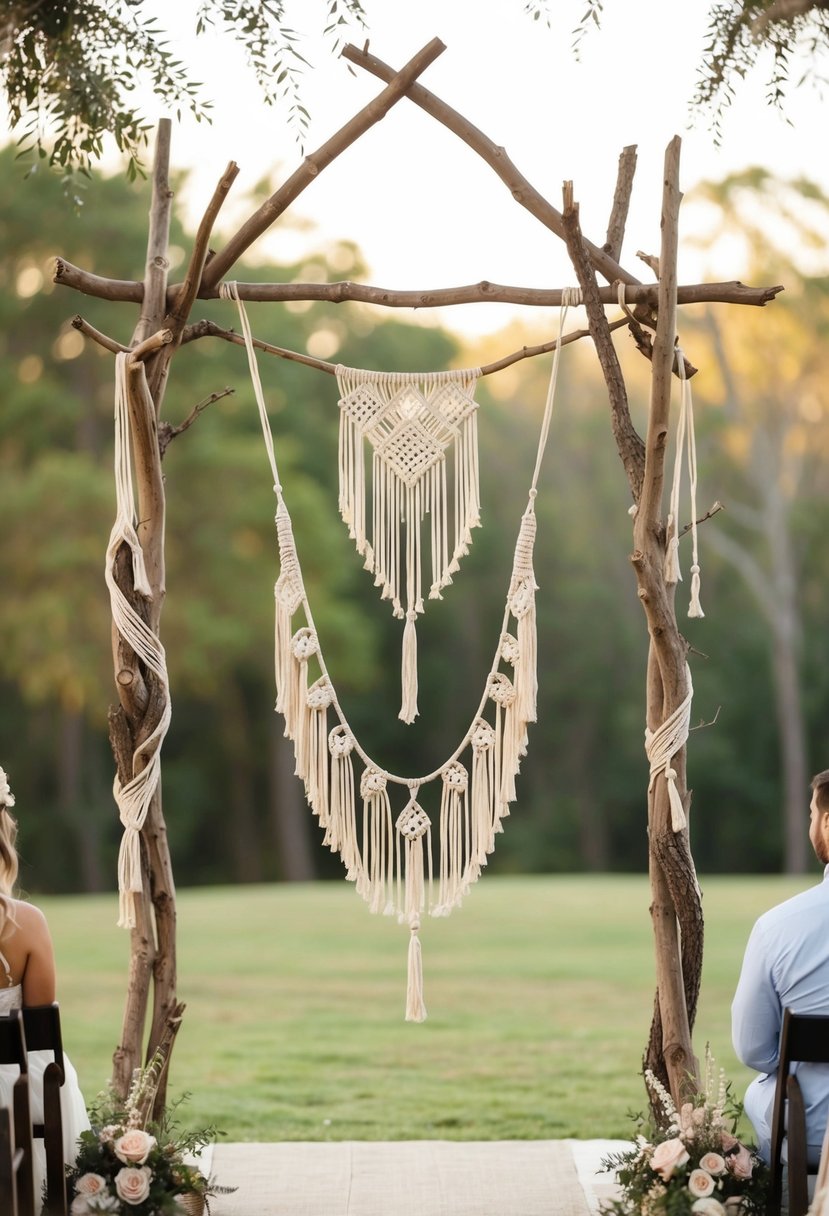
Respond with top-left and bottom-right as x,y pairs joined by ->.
67,1055 -> 230,1215
601,1051 -> 769,1216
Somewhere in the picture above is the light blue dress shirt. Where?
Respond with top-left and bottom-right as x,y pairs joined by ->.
731,864 -> 829,1165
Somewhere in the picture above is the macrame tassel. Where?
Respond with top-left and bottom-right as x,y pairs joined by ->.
665,766 -> 687,832
488,673 -> 519,823
396,789 -> 432,1023
435,762 -> 469,916
406,921 -> 426,1024
289,628 -> 318,775
328,726 -> 359,879
400,611 -> 419,723
689,563 -> 704,619
305,677 -> 334,823
470,718 -> 496,867
359,769 -> 395,915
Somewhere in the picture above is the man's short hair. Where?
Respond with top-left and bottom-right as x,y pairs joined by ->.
812,770 -> 829,812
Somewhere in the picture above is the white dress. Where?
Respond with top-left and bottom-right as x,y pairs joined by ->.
0,956 -> 90,1211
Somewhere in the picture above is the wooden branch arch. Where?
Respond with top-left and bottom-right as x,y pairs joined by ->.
50,35 -> 781,1113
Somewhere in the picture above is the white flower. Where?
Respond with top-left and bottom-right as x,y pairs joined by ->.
688,1168 -> 716,1198
0,767 -> 15,808
115,1165 -> 152,1205
692,1199 -> 727,1216
87,1198 -> 121,1214
699,1152 -> 727,1176
70,1200 -> 91,1216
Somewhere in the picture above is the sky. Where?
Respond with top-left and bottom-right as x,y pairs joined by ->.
7,1 -> 829,338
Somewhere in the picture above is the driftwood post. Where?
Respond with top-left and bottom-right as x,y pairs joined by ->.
561,140 -> 703,1103
53,40 -> 780,1105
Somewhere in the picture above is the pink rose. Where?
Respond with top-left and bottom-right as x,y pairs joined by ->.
692,1200 -> 727,1215
699,1152 -> 726,1176
115,1166 -> 152,1205
720,1132 -> 739,1153
689,1169 -> 716,1198
74,1174 -> 108,1198
650,1137 -> 690,1180
726,1144 -> 754,1181
114,1128 -> 156,1165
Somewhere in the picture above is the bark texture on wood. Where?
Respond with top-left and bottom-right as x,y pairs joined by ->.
561,143 -> 703,1112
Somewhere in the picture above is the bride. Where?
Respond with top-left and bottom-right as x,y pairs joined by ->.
0,766 -> 89,1210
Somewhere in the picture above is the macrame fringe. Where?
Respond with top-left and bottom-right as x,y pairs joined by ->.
664,350 -> 705,618
396,789 -> 432,1023
400,611 -> 419,724
218,283 -> 576,1019
336,367 -> 481,721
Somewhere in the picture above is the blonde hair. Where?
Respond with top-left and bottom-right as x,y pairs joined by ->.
0,805 -> 19,939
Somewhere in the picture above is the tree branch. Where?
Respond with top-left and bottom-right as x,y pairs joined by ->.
54,263 -> 784,311
200,38 -> 447,290
158,387 -> 235,457
133,119 -> 173,348
560,182 -> 645,503
604,145 -> 638,263
181,314 -> 633,377
72,315 -> 128,354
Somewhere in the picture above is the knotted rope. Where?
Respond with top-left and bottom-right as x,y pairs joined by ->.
105,353 -> 172,929
644,665 -> 693,833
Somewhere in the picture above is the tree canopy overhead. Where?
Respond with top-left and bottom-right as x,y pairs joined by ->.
0,0 -> 367,177
3,1 -> 829,182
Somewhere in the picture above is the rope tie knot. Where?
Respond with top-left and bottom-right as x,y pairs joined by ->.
644,665 -> 693,833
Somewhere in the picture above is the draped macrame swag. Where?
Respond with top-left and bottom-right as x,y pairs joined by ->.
107,282 -> 703,1021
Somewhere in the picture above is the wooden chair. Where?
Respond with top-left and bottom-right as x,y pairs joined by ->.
768,1008 -> 829,1216
22,1004 -> 68,1216
0,1009 -> 35,1216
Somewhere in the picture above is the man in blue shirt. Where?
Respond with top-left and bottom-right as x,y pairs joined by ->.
732,769 -> 829,1165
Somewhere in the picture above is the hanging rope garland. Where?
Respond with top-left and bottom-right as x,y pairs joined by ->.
220,280 -> 572,1020
105,353 -> 172,930
336,364 -> 482,723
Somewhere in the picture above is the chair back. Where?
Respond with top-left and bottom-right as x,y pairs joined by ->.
0,1010 -> 34,1216
769,1008 -> 829,1216
22,1004 -> 68,1216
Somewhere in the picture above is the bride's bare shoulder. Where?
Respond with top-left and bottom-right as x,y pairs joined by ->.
6,898 -> 51,938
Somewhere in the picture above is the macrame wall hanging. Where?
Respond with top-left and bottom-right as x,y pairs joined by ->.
220,280 -> 573,1021
336,365 -> 482,723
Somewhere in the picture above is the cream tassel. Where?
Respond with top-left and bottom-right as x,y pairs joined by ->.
305,677 -> 334,822
399,611 -> 419,723
359,769 -> 395,915
435,762 -> 468,916
397,788 -> 431,1023
406,921 -> 426,1024
470,718 -> 496,869
328,726 -> 358,879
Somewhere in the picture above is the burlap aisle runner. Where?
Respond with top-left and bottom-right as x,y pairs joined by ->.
207,1140 -> 591,1216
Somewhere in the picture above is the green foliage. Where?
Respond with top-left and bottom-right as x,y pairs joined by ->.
693,1 -> 829,143
0,0 -> 367,181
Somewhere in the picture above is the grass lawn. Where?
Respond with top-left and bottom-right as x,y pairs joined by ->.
40,873 -> 812,1142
